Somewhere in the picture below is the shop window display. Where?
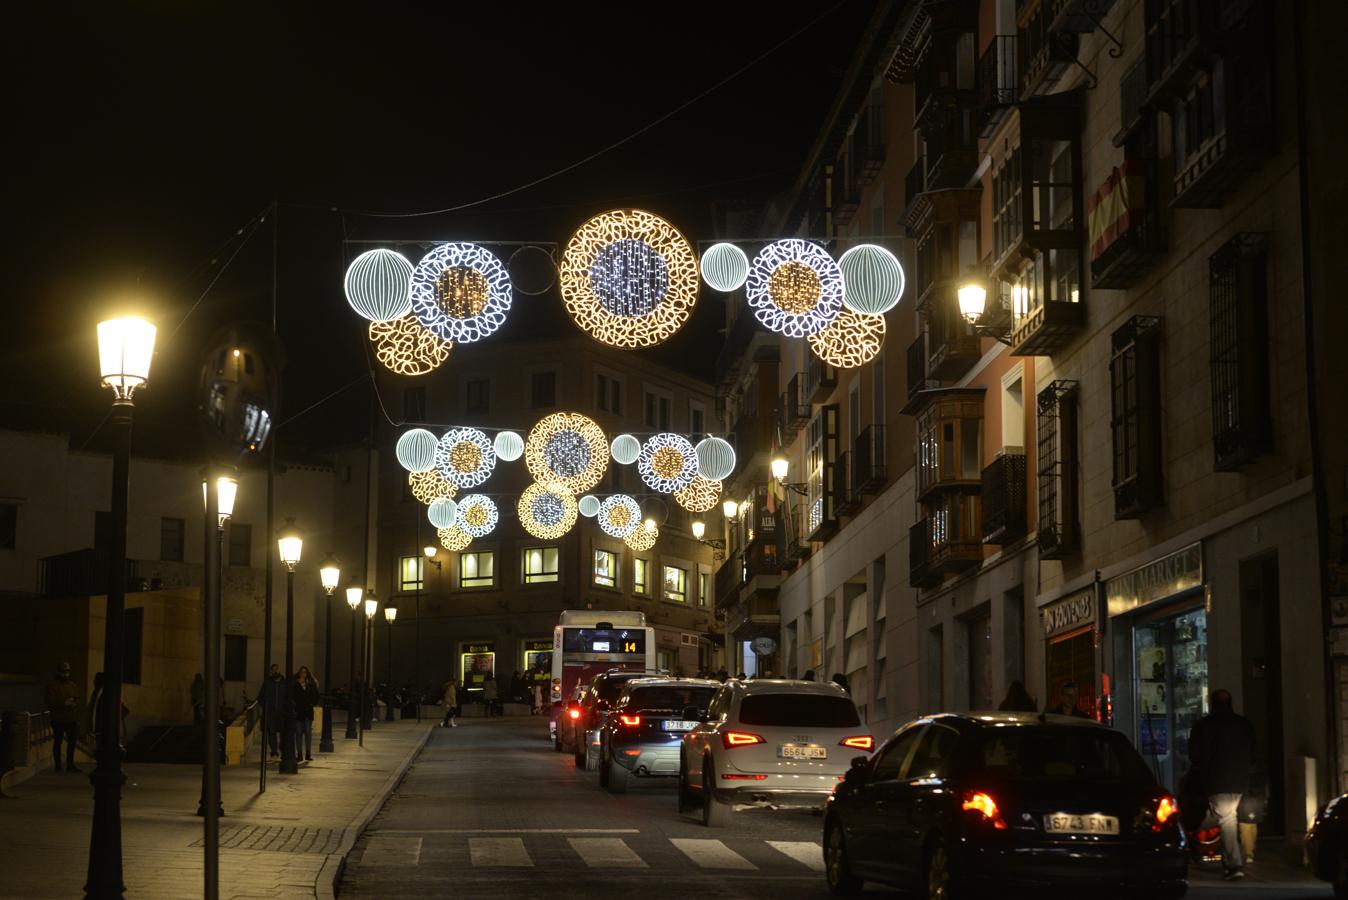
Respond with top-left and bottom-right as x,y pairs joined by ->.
1133,607 -> 1208,792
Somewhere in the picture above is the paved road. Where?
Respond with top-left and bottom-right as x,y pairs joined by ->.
339,716 -> 1332,899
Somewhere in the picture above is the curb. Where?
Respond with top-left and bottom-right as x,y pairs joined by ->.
318,722 -> 435,899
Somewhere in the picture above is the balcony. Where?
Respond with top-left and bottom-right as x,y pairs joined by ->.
804,168 -> 830,239
38,548 -> 142,599
921,282 -> 982,382
778,372 -> 810,435
1089,161 -> 1165,289
1010,298 -> 1085,357
714,548 -> 743,610
805,461 -> 842,542
926,146 -> 979,192
976,35 -> 1019,138
905,334 -> 940,410
852,424 -> 887,495
1050,0 -> 1118,33
851,102 -> 886,186
1170,55 -> 1273,208
1019,5 -> 1079,99
915,388 -> 985,502
806,355 -> 837,403
834,451 -> 861,517
981,448 -> 1028,545
833,154 -> 861,228
785,505 -> 811,562
909,511 -> 982,587
909,519 -> 939,589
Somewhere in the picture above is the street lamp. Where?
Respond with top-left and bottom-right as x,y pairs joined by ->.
957,270 -> 1013,344
423,545 -> 441,570
197,470 -> 234,821
770,454 -> 808,497
721,498 -> 739,522
690,519 -> 706,540
361,592 -> 378,741
201,476 -> 237,528
344,584 -> 362,740
276,518 -> 302,775
383,599 -> 398,721
87,315 -> 156,900
691,517 -> 726,561
317,554 -> 340,753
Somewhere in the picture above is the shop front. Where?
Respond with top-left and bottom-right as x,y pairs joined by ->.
522,639 -> 552,698
1042,588 -> 1098,718
460,641 -> 496,697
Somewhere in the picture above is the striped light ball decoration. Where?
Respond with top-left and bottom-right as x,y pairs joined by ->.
694,436 -> 736,481
578,495 -> 601,518
494,430 -> 524,462
838,244 -> 906,316
427,497 -> 459,529
395,428 -> 439,473
610,433 -> 641,466
344,249 -> 414,322
699,242 -> 750,292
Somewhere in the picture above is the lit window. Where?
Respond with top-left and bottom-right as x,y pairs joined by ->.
399,555 -> 424,592
460,551 -> 495,589
699,571 -> 709,608
633,558 -> 648,595
594,549 -> 618,588
663,565 -> 688,603
523,547 -> 559,584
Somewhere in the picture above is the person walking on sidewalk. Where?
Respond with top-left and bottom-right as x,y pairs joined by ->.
259,664 -> 289,759
441,679 -> 458,727
292,666 -> 320,761
45,661 -> 80,773
1189,688 -> 1257,881
482,675 -> 499,716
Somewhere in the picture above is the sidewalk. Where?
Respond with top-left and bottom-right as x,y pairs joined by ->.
0,717 -> 432,899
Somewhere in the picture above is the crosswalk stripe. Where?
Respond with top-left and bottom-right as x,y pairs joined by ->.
669,838 -> 757,870
568,837 -> 648,868
766,841 -> 824,872
362,836 -> 422,866
469,837 -> 533,867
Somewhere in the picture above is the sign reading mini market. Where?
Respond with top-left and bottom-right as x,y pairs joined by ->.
1105,542 -> 1203,617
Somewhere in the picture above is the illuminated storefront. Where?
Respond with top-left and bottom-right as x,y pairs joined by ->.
1042,588 -> 1098,717
460,641 -> 495,693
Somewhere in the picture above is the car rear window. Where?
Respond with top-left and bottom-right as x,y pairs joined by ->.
628,686 -> 716,712
597,677 -> 637,702
978,727 -> 1153,781
738,693 -> 861,728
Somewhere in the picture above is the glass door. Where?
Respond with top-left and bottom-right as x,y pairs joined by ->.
1132,604 -> 1208,792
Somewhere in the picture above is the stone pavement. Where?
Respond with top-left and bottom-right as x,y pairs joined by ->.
0,717 -> 432,899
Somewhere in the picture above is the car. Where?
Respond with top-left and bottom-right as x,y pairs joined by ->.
822,712 -> 1188,899
597,677 -> 720,794
1307,791 -> 1348,895
679,678 -> 874,827
565,669 -> 662,770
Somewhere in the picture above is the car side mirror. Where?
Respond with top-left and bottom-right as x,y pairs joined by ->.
843,756 -> 870,786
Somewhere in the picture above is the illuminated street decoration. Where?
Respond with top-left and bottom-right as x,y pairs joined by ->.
494,430 -> 524,462
637,433 -> 698,494
434,427 -> 497,489
455,494 -> 498,538
369,314 -> 451,376
344,248 -> 414,322
809,497 -> 823,534
409,242 -> 512,344
525,412 -> 608,494
694,436 -> 736,481
437,524 -> 472,552
745,239 -> 843,337
408,468 -> 457,504
610,433 -> 641,466
518,482 -> 578,540
598,494 -> 642,539
578,494 -> 601,518
427,497 -> 459,529
624,521 -> 658,552
838,243 -> 905,315
807,307 -> 886,368
699,242 -> 750,292
559,209 -> 697,348
396,428 -> 439,473
674,475 -> 722,513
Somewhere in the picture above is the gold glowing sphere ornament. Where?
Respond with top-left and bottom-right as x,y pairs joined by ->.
525,412 -> 609,494
408,468 -> 458,504
369,314 -> 452,376
624,521 -> 658,552
518,482 -> 579,540
559,209 -> 698,348
598,494 -> 642,539
434,427 -> 497,489
807,307 -> 887,369
745,239 -> 844,338
437,525 -> 472,552
455,494 -> 499,538
410,243 -> 512,344
674,475 -> 723,513
638,433 -> 698,494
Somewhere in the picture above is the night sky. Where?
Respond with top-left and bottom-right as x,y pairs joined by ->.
7,2 -> 876,457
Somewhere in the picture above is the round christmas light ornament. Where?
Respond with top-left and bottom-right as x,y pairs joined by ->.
624,521 -> 658,552
437,525 -> 472,552
807,307 -> 887,369
694,436 -> 736,481
345,248 -> 414,322
637,433 -> 698,494
674,475 -> 723,513
427,497 -> 459,529
493,430 -> 524,462
598,494 -> 641,539
745,239 -> 843,337
578,494 -> 601,518
409,242 -> 512,344
700,242 -> 750,292
838,243 -> 906,315
508,245 -> 557,296
610,433 -> 641,466
525,412 -> 609,494
434,427 -> 497,489
396,428 -> 439,473
559,209 -> 698,348
455,494 -> 498,538
518,482 -> 578,540
369,314 -> 452,376
408,468 -> 458,504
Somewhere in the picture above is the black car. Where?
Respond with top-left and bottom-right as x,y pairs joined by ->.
566,669 -> 662,770
1307,792 -> 1348,895
596,677 -> 719,794
823,712 -> 1188,899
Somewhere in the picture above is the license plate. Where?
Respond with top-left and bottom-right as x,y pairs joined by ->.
778,745 -> 826,760
662,720 -> 696,731
1043,813 -> 1120,835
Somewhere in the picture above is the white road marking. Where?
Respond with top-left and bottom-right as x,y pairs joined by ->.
469,836 -> 534,867
669,838 -> 757,870
766,841 -> 824,871
361,836 -> 422,866
568,837 -> 648,868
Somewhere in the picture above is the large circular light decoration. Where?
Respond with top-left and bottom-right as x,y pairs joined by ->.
694,436 -> 736,482
745,239 -> 843,338
427,497 -> 459,529
598,494 -> 642,539
455,494 -> 498,538
369,314 -> 452,376
345,248 -> 414,322
525,412 -> 609,494
638,433 -> 698,494
437,525 -> 472,552
396,428 -> 439,473
434,427 -> 497,489
494,430 -> 524,462
700,242 -> 750,292
807,307 -> 886,369
838,243 -> 906,316
610,433 -> 641,466
624,522 -> 658,552
518,482 -> 579,540
578,494 -> 601,518
408,469 -> 458,504
409,242 -> 512,344
559,209 -> 698,348
675,476 -> 723,513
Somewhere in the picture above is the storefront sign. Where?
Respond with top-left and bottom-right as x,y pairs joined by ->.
1042,591 -> 1095,638
461,642 -> 496,689
1105,542 -> 1203,617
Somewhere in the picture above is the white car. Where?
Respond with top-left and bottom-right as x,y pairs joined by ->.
678,679 -> 874,827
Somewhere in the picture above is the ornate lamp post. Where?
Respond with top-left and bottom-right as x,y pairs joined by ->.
360,592 -> 378,744
420,547 -> 440,722
197,473 -> 235,822
317,554 -> 340,753
383,600 -> 398,721
276,519 -> 302,774
344,584 -> 362,740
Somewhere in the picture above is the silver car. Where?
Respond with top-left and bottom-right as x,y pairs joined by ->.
597,677 -> 720,794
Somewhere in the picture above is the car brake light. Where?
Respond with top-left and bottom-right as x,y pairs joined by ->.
567,708 -> 580,720
839,736 -> 874,751
1153,794 -> 1179,831
722,731 -> 765,749
961,791 -> 1008,830
619,715 -> 641,727
721,773 -> 768,780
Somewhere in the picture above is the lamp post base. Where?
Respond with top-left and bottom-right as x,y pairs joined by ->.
196,721 -> 224,816
319,703 -> 335,752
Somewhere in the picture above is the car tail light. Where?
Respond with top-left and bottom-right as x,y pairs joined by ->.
839,736 -> 874,751
961,790 -> 1008,830
1153,794 -> 1179,832
722,731 -> 765,749
721,773 -> 768,780
619,715 -> 641,727
567,708 -> 580,720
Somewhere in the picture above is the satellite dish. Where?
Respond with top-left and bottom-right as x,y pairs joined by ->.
751,637 -> 777,656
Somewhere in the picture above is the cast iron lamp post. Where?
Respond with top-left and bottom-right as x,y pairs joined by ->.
276,519 -> 302,774
360,592 -> 378,743
419,547 -> 439,721
317,554 -> 340,752
197,473 -> 235,823
344,584 -> 362,740
383,600 -> 398,721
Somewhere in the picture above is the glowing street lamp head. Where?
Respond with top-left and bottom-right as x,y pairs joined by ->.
691,519 -> 706,540
345,585 -> 363,610
770,455 -> 790,481
364,593 -> 378,619
957,279 -> 988,323
98,316 -> 157,401
276,517 -> 303,570
384,600 -> 398,623
319,554 -> 341,595
201,475 -> 238,526
722,498 -> 739,521
423,545 -> 438,559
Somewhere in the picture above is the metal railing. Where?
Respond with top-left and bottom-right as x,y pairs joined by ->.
852,424 -> 888,494
976,35 -> 1019,137
981,449 -> 1028,544
38,548 -> 140,598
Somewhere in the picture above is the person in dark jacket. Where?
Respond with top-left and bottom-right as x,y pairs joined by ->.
45,661 -> 81,772
997,680 -> 1038,713
259,664 -> 289,759
830,672 -> 850,695
292,667 -> 321,761
1188,688 -> 1257,880
1046,680 -> 1090,717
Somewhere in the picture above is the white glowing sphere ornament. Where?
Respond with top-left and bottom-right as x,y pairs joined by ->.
427,497 -> 459,529
838,244 -> 905,315
396,428 -> 439,473
610,433 -> 641,466
694,436 -> 736,481
578,495 -> 601,518
344,249 -> 414,323
700,243 -> 750,292
494,430 -> 524,462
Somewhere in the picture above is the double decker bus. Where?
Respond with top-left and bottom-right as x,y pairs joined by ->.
549,609 -> 654,742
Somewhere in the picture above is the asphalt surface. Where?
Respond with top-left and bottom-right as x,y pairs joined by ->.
338,716 -> 1332,899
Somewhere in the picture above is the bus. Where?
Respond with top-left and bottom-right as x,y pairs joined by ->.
549,610 -> 654,741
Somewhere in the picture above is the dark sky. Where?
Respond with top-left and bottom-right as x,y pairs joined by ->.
6,2 -> 877,457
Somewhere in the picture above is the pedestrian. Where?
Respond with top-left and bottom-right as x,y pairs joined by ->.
801,669 -> 816,682
1047,680 -> 1090,717
45,661 -> 80,773
1188,688 -> 1257,881
441,679 -> 458,727
510,670 -> 523,706
830,672 -> 850,694
997,680 -> 1038,712
190,673 -> 206,725
292,666 -> 320,761
532,680 -> 543,715
483,675 -> 499,716
259,663 -> 288,759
